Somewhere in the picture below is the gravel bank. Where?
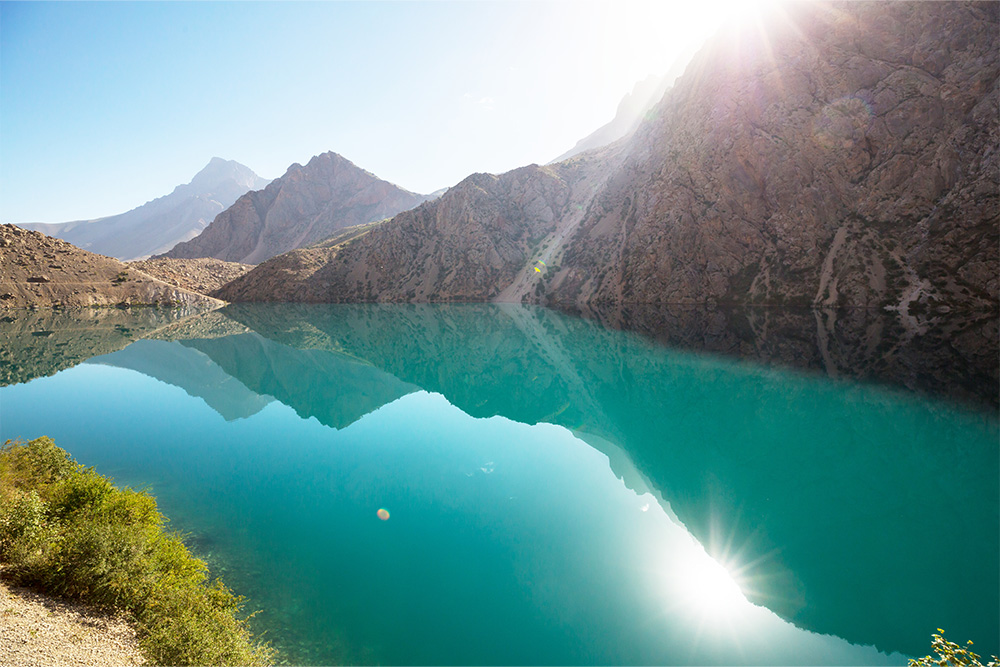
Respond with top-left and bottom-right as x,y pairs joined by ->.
0,578 -> 145,667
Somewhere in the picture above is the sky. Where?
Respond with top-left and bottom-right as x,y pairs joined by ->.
1,1 -> 731,223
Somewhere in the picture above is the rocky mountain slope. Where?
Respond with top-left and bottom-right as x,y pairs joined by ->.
549,1 -> 999,313
550,54 -> 692,163
161,152 -> 428,265
128,257 -> 253,295
0,224 -> 224,310
217,2 -> 998,314
215,146 -> 626,302
18,158 -> 269,260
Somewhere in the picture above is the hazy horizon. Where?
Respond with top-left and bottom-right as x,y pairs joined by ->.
0,1 -> 734,224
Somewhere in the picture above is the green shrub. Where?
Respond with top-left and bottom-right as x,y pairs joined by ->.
908,630 -> 998,667
0,435 -> 78,491
0,437 -> 275,666
0,489 -> 48,560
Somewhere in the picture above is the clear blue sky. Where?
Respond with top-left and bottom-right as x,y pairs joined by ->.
1,1 -> 728,223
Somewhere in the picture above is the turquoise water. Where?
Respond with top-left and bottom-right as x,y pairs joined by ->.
1,304 -> 997,664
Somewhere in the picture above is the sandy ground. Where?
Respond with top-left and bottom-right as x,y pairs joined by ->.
0,578 -> 145,667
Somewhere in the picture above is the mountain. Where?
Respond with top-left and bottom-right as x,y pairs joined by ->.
160,152 -> 429,265
548,1 -> 998,313
549,54 -> 691,164
215,146 -> 626,303
0,224 -> 224,310
18,158 -> 270,261
216,2 -> 998,315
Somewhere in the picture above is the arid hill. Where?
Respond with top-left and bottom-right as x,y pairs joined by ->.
215,146 -> 626,302
0,224 -> 223,310
128,257 -> 253,295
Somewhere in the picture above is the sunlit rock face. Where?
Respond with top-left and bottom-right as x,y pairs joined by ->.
161,152 -> 428,265
215,146 -> 626,303
216,2 -> 997,313
550,1 -> 998,311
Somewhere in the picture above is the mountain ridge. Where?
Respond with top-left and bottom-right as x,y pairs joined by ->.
17,158 -> 270,261
160,151 -> 429,265
215,1 -> 998,315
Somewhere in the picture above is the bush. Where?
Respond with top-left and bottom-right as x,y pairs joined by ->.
0,437 -> 274,666
908,630 -> 998,667
0,490 -> 48,561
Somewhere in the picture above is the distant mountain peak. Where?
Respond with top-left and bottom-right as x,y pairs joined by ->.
18,159 -> 271,261
550,51 -> 696,164
187,157 -> 270,193
161,151 -> 430,264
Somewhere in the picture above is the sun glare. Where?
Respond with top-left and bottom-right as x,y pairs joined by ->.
673,550 -> 748,618
716,0 -> 787,24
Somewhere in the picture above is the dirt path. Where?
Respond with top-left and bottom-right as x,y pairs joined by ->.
0,578 -> 145,667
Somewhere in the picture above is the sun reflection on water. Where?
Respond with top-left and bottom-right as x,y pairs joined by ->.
674,550 -> 748,618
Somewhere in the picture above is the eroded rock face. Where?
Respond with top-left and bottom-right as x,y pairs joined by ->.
217,2 -> 997,314
216,147 -> 625,302
0,224 -> 224,310
549,1 -> 998,312
162,152 -> 428,265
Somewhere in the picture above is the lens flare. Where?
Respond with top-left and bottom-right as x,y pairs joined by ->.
674,551 -> 747,617
377,508 -> 390,521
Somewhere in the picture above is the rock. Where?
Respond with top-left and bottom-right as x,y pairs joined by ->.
0,224 -> 226,310
161,152 -> 429,265
215,2 -> 997,315
127,257 -> 253,294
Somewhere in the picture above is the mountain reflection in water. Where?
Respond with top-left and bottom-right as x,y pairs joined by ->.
1,303 -> 996,663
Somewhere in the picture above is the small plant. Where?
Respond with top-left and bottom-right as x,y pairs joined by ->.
908,630 -> 998,667
113,271 -> 128,284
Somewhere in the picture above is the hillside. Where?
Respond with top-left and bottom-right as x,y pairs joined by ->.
0,224 -> 224,310
215,146 -> 626,302
215,2 -> 998,314
17,158 -> 269,260
161,152 -> 428,264
128,257 -> 253,295
550,53 -> 693,163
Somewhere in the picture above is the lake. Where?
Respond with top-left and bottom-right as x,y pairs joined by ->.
1,303 -> 997,665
